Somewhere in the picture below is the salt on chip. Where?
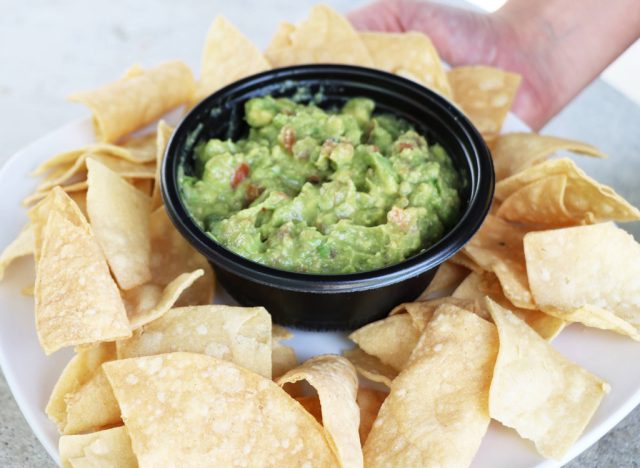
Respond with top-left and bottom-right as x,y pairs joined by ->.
87,158 -> 152,290
363,305 -> 497,467
495,158 -> 640,224
417,261 -> 469,300
359,32 -> 451,98
487,298 -> 609,459
278,355 -> 362,468
453,271 -> 565,340
448,66 -> 521,141
463,214 -> 536,309
524,223 -> 640,339
117,305 -> 272,378
265,5 -> 373,67
272,325 -> 298,379
59,426 -> 136,468
492,132 -> 605,180
0,224 -> 33,281
122,269 -> 204,329
150,121 -> 173,209
195,16 -> 271,103
103,352 -> 338,466
69,61 -> 195,143
35,211 -> 131,354
349,314 -> 419,372
343,347 -> 397,388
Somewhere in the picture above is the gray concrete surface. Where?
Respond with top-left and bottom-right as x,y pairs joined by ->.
1,0 -> 638,466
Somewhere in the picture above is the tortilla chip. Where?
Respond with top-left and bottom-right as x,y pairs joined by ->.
359,32 -> 451,98
487,298 -> 609,459
463,214 -> 536,309
122,270 -> 204,329
363,306 -> 497,466
87,158 -> 152,290
448,66 -> 521,141
448,250 -> 483,273
265,5 -> 373,67
149,207 -> 215,306
23,181 -> 90,207
417,261 -> 469,300
46,343 -> 120,435
0,224 -> 34,281
150,121 -> 173,209
272,325 -> 298,379
59,426 -> 136,468
278,355 -> 361,467
349,314 -> 420,372
343,347 -> 397,388
492,132 -> 605,180
69,61 -> 195,143
117,305 -> 272,378
524,223 -> 640,339
103,353 -> 338,466
390,297 -> 489,330
196,16 -> 271,102
35,211 -> 130,354
356,388 -> 387,445
453,272 -> 566,340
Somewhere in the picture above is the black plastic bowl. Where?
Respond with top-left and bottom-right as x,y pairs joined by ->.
162,64 -> 494,330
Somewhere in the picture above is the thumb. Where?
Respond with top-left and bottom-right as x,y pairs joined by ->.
348,0 -> 406,32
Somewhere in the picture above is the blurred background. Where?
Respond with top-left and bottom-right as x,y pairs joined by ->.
1,1 -> 638,467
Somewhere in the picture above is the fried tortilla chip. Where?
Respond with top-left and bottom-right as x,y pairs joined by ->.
46,343 -> 120,435
59,426 -> 136,468
265,5 -> 373,67
363,306 -> 497,467
349,314 -> 420,372
87,158 -> 152,290
103,353 -> 338,466
359,32 -> 451,98
487,298 -> 609,459
69,61 -> 195,143
417,261 -> 469,300
117,305 -> 272,378
35,211 -> 130,354
196,16 -> 271,102
448,66 -> 521,141
496,158 -> 640,225
272,325 -> 298,379
390,297 -> 489,330
278,355 -> 361,468
463,214 -> 536,309
343,347 -> 397,388
492,132 -> 605,180
0,224 -> 33,280
524,223 -> 640,339
453,272 -> 565,340
150,121 -> 173,209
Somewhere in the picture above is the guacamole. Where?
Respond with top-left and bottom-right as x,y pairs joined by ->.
179,96 -> 463,274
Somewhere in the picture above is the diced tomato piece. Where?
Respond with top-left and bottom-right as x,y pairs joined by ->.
231,163 -> 250,188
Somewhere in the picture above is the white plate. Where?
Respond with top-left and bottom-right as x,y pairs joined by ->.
1,114 -> 639,468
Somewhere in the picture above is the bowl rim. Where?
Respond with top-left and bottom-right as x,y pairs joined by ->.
162,64 -> 494,293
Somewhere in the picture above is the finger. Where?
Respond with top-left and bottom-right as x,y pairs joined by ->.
347,0 -> 405,32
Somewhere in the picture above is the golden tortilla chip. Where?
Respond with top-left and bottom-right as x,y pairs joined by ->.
103,353 -> 338,466
59,426 -> 136,468
524,223 -> 640,339
417,261 -> 469,300
46,343 -> 120,435
363,306 -> 497,466
0,224 -> 33,281
487,298 -> 609,459
492,132 -> 605,180
448,66 -> 521,141
390,297 -> 489,330
196,16 -> 271,102
343,347 -> 397,388
463,214 -> 536,309
278,355 -> 361,468
448,250 -> 483,273
87,158 -> 152,290
453,272 -> 565,340
349,314 -> 420,372
496,158 -> 640,225
35,211 -> 131,354
122,270 -> 204,329
265,5 -> 373,67
150,121 -> 173,210
23,181 -> 90,207
272,325 -> 298,379
359,32 -> 451,98
117,305 -> 272,378
69,61 -> 195,143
